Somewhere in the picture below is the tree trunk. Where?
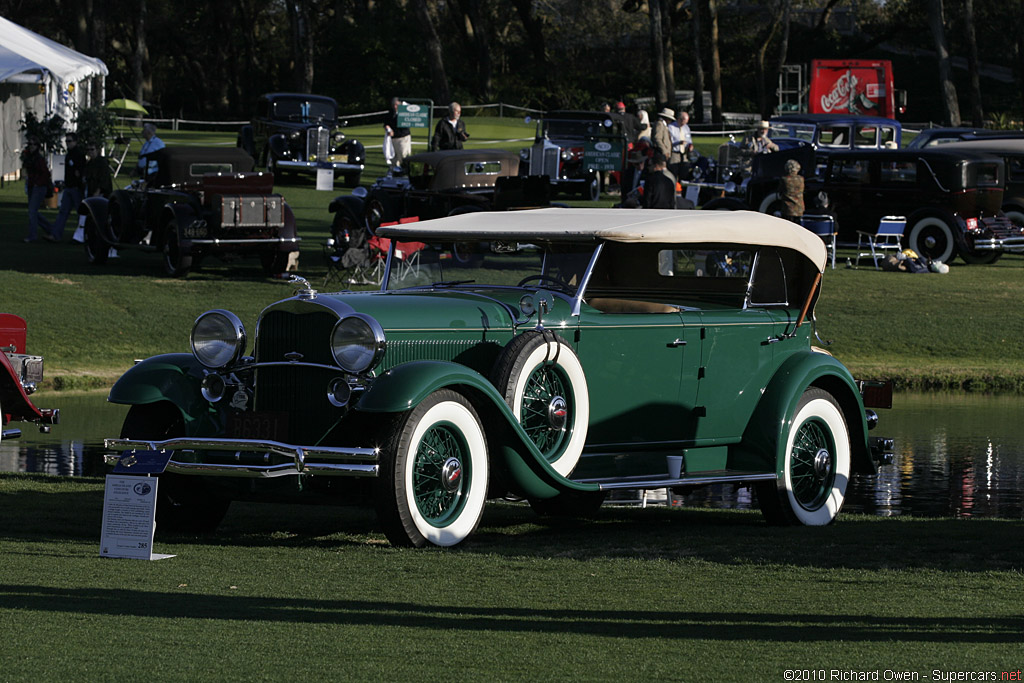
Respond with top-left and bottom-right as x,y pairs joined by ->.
412,0 -> 451,105
510,0 -> 548,86
754,2 -> 784,118
458,0 -> 493,100
963,0 -> 984,127
815,0 -> 844,31
286,1 -> 314,92
132,0 -> 152,105
775,0 -> 792,113
661,0 -> 675,109
927,0 -> 961,126
649,0 -> 668,108
692,0 -> 706,123
708,0 -> 723,124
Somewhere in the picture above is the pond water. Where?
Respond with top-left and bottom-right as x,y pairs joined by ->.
3,391 -> 1023,519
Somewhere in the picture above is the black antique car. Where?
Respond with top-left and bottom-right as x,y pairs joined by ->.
519,111 -> 626,200
905,127 -> 1024,149
1,314 -> 58,443
238,92 -> 365,186
940,139 -> 1024,226
747,147 -> 1024,263
328,149 -> 547,243
80,147 -> 300,277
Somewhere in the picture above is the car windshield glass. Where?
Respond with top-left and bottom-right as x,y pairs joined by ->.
273,99 -> 335,123
544,120 -> 607,139
383,240 -> 598,294
776,123 -> 814,142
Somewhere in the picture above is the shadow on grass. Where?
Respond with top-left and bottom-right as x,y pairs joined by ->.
3,475 -> 1022,571
0,582 -> 1020,643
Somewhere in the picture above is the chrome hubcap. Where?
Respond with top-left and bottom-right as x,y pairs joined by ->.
440,457 -> 463,493
813,448 -> 832,479
925,235 -> 937,248
547,396 -> 568,430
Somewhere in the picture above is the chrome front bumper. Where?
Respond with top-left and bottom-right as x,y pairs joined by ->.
103,437 -> 378,478
276,160 -> 364,173
970,235 -> 1024,252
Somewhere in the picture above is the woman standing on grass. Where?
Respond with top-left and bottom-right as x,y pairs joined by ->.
21,137 -> 55,243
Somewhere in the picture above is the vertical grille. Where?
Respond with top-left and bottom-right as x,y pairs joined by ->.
254,309 -> 341,444
306,127 -> 329,162
256,310 -> 337,365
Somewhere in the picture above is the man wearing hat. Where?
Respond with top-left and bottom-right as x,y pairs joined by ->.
745,120 -> 779,154
652,107 -> 674,159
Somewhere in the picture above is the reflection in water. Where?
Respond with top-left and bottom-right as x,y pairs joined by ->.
3,392 -> 1023,519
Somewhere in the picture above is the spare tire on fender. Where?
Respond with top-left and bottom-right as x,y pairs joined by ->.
490,331 -> 589,477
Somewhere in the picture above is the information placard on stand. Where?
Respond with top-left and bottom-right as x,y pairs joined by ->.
99,450 -> 176,560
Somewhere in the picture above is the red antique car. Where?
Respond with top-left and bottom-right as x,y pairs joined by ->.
1,314 -> 59,442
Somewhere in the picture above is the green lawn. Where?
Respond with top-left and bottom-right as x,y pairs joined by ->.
1,474 -> 1021,681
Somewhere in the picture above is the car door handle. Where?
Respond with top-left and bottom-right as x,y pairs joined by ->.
763,336 -> 783,345
667,339 -> 687,348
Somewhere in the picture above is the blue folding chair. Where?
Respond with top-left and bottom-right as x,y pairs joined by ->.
800,214 -> 837,269
856,216 -> 906,269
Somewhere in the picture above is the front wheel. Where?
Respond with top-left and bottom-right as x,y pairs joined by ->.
120,403 -> 230,534
757,191 -> 783,217
376,390 -> 489,547
344,172 -> 361,187
757,387 -> 850,526
583,172 -> 601,201
908,216 -> 957,263
958,250 -> 1002,265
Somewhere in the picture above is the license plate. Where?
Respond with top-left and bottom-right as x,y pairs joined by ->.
226,412 -> 289,441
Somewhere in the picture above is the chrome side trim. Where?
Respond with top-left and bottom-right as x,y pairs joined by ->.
104,437 -> 379,479
574,471 -> 777,490
2,429 -> 22,440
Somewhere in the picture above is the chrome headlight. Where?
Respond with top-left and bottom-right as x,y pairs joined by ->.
191,310 -> 246,369
331,314 -> 385,373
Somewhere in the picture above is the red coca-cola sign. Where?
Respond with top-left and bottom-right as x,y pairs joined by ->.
809,59 -> 894,118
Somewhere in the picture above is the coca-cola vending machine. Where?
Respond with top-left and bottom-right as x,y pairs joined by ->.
808,59 -> 906,118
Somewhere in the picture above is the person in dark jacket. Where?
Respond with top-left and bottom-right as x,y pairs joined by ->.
53,132 -> 86,241
21,137 -> 54,243
431,102 -> 469,151
642,152 -> 677,209
83,143 -> 113,198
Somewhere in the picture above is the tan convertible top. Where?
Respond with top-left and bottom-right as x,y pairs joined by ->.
376,208 -> 827,271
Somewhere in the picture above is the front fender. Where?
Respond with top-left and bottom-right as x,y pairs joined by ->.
268,134 -> 291,160
108,353 -> 211,430
80,196 -> 113,244
741,350 -> 873,475
357,361 -> 597,498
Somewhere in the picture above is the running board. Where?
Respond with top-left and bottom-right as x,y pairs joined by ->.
574,471 -> 777,491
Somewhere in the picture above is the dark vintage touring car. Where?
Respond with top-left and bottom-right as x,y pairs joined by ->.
103,209 -> 893,547
80,147 -> 300,277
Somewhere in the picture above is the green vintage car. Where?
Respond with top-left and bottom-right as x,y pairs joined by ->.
104,208 -> 893,547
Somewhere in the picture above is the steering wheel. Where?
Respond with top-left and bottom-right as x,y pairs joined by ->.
517,274 -> 573,291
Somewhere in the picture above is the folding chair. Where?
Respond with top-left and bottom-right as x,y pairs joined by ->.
321,232 -> 386,288
800,214 -> 838,269
856,216 -> 906,269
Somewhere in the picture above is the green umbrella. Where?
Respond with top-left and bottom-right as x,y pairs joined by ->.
105,98 -> 149,115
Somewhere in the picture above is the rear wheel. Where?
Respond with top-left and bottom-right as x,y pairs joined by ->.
757,388 -> 850,526
908,216 -> 956,263
260,250 -> 289,275
758,192 -> 784,217
583,172 -> 601,201
376,390 -> 489,547
959,250 -> 1002,265
162,220 -> 192,277
120,403 -> 230,534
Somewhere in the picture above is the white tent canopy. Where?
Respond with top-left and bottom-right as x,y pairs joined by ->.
0,16 -> 108,178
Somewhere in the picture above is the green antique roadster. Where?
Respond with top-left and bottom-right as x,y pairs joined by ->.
104,208 -> 892,547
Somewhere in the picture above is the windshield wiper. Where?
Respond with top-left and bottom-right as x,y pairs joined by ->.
431,280 -> 476,287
